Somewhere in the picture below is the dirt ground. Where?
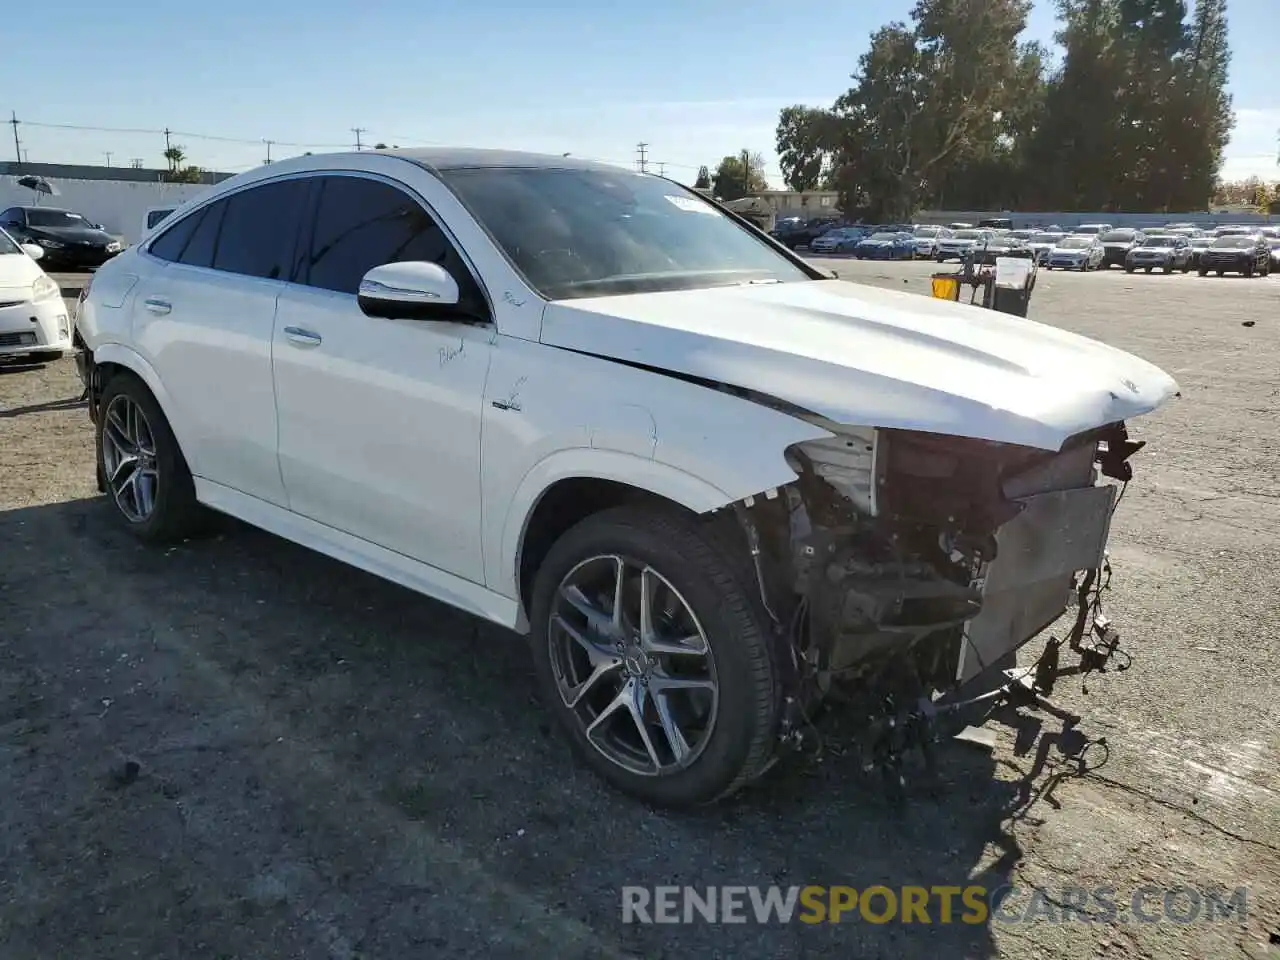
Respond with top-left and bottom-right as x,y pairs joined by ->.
2,264 -> 1278,959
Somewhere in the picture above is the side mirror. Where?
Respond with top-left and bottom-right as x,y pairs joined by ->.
357,261 -> 461,320
21,243 -> 44,261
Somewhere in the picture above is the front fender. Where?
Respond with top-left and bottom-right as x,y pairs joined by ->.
495,449 -> 736,624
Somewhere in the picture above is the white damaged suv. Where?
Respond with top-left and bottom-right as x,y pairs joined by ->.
75,150 -> 1178,806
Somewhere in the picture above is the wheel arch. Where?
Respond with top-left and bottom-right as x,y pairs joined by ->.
497,450 -> 746,632
89,344 -> 194,464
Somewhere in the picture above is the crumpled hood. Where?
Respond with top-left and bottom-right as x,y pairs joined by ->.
540,278 -> 1179,451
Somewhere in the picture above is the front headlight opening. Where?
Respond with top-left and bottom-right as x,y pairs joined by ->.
32,275 -> 60,301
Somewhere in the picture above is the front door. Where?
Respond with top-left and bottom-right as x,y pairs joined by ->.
272,173 -> 493,584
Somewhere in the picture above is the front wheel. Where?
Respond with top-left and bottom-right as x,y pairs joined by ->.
96,372 -> 206,543
1125,265 -> 1135,274
529,506 -> 778,807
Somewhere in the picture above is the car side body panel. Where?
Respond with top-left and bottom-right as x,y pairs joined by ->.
479,334 -> 833,608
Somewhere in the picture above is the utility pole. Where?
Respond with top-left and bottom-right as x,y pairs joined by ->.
164,128 -> 172,153
635,142 -> 648,173
352,127 -> 366,151
263,139 -> 274,164
9,111 -> 21,164
657,162 -> 666,177
104,151 -> 113,167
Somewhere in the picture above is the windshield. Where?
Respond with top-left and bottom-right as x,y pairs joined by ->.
1059,237 -> 1091,249
439,167 -> 811,299
1101,230 -> 1136,242
0,228 -> 21,255
1213,237 -> 1255,249
914,226 -> 940,237
1139,236 -> 1175,247
952,230 -> 983,240
868,232 -> 900,241
26,209 -> 89,228
1030,232 -> 1064,244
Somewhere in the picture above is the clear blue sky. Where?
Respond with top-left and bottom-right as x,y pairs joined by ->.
7,0 -> 1276,185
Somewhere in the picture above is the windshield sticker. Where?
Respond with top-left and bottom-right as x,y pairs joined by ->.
665,195 -> 719,215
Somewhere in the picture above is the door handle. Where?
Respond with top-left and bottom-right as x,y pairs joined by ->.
283,326 -> 322,347
143,297 -> 172,315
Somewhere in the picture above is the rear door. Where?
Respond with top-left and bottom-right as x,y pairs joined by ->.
134,177 -> 309,505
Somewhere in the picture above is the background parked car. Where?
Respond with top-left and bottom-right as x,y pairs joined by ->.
1198,234 -> 1272,277
1124,234 -> 1193,273
0,227 -> 71,362
969,234 -> 1035,266
910,224 -> 952,258
854,230 -> 915,260
773,216 -> 843,249
1070,223 -> 1114,237
1099,228 -> 1144,269
1189,232 -> 1216,267
1045,235 -> 1105,271
935,228 -> 989,261
977,217 -> 1013,230
0,206 -> 123,270
1269,237 -> 1280,272
1027,231 -> 1066,264
809,226 -> 867,254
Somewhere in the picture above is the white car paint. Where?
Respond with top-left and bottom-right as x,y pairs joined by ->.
0,229 -> 71,358
76,149 -> 1177,636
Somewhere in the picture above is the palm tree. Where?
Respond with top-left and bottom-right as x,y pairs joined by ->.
163,145 -> 186,173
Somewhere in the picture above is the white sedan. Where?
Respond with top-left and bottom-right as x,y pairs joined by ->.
0,228 -> 71,361
75,149 -> 1178,806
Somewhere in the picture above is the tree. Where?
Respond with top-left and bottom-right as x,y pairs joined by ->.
775,105 -> 833,191
694,165 -> 711,189
712,150 -> 768,201
818,0 -> 1036,219
163,145 -> 187,174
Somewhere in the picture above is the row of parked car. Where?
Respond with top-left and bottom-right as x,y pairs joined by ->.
773,215 -> 1280,278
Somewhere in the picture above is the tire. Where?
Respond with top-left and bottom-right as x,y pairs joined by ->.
1217,270 -> 1224,277
1182,263 -> 1191,274
1199,268 -> 1209,277
96,371 -> 206,544
1124,265 -> 1135,274
1164,264 -> 1173,274
528,505 -> 778,807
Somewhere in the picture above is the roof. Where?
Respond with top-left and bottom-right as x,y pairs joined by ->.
378,147 -> 627,174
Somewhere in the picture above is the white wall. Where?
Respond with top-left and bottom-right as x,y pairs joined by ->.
0,177 -> 215,245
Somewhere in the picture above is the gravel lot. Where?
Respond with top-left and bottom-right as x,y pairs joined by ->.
2,262 -> 1278,959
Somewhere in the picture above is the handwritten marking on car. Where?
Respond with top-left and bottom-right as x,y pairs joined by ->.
503,291 -> 526,308
438,338 -> 465,368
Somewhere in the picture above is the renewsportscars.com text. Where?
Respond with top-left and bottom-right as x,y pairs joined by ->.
620,885 -> 1249,925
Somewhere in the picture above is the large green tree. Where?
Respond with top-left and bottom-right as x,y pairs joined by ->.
781,0 -> 1232,215
712,150 -> 769,200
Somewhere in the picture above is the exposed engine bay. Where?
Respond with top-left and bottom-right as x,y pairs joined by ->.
728,420 -> 1147,793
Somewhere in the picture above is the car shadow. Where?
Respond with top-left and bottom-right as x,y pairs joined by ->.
0,359 -> 50,376
0,396 -> 86,418
0,496 -> 1100,958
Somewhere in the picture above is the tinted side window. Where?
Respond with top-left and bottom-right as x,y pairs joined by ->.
179,200 -> 226,269
148,207 -> 206,263
213,180 -> 307,280
301,176 -> 485,313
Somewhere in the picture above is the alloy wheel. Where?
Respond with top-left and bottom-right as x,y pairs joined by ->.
101,394 -> 160,523
548,555 -> 719,777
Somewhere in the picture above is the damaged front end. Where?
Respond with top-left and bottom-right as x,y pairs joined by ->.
731,419 -> 1146,783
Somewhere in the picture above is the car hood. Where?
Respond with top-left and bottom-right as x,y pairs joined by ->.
540,279 -> 1179,452
0,251 -> 43,291
1133,245 -> 1174,253
1051,246 -> 1088,254
24,224 -> 112,244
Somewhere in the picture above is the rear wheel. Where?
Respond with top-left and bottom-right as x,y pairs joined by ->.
529,505 -> 778,807
96,372 -> 206,543
1199,267 -> 1209,277
1124,264 -> 1135,274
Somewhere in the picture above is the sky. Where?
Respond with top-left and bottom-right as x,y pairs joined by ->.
6,0 -> 1277,187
